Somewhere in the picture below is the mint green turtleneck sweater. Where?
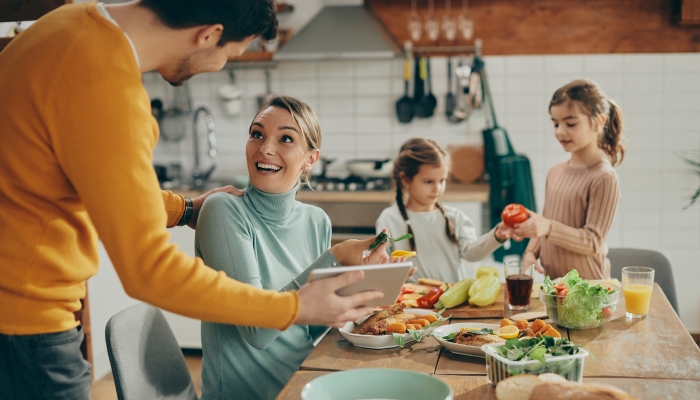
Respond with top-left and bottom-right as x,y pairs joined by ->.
195,183 -> 336,400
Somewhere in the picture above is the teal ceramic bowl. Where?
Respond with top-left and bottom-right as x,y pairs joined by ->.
301,369 -> 453,400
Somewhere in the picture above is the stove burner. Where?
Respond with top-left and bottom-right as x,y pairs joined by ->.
303,176 -> 392,192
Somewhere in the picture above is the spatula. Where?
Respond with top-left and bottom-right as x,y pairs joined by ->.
445,57 -> 456,119
395,58 -> 414,123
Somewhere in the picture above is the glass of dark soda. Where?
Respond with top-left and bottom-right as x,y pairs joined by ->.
504,261 -> 534,311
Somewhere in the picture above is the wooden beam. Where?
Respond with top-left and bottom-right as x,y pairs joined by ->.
0,0 -> 72,23
368,0 -> 700,55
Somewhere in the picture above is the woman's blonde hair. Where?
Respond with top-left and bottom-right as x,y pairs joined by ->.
252,94 -> 321,187
549,79 -> 625,166
392,138 -> 456,251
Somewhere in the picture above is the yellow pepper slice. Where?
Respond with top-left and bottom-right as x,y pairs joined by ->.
391,250 -> 417,258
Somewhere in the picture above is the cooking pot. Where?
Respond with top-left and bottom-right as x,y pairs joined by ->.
346,159 -> 393,178
311,157 -> 334,178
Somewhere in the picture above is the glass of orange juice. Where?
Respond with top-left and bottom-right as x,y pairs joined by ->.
622,266 -> 655,319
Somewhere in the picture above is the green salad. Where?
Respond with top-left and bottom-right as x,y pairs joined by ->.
541,269 -> 616,328
491,336 -> 586,378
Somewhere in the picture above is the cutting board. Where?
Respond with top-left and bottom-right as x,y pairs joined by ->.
437,283 -> 505,319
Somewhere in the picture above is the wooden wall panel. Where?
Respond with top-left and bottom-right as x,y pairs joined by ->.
367,0 -> 700,54
0,0 -> 72,23
681,0 -> 700,24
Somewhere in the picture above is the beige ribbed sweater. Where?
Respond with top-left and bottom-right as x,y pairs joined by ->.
527,160 -> 620,280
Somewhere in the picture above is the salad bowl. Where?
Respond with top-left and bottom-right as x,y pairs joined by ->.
540,270 -> 620,329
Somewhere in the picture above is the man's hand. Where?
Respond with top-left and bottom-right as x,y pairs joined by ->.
187,185 -> 244,229
295,271 -> 383,327
512,210 -> 552,240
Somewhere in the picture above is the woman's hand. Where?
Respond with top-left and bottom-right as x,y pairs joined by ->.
330,229 -> 392,266
188,185 -> 244,229
521,251 -> 544,274
513,210 -> 552,240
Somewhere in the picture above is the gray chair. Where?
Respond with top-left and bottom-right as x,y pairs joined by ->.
607,247 -> 678,314
105,304 -> 198,400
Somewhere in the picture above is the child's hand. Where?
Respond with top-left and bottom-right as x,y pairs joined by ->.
513,210 -> 552,239
494,222 -> 515,242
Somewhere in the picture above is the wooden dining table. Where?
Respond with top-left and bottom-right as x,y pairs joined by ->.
276,283 -> 700,399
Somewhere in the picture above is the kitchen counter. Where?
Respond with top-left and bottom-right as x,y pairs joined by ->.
171,182 -> 489,204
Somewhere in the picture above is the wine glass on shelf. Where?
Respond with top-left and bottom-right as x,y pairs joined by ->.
408,0 -> 422,42
457,0 -> 473,40
425,0 -> 440,42
442,0 -> 457,41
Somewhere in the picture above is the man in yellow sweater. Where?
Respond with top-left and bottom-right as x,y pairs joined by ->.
0,1 -> 388,398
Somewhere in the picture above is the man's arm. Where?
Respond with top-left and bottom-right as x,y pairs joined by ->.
162,186 -> 243,229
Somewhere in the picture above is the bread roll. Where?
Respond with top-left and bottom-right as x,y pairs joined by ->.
495,375 -> 541,400
527,381 -> 637,400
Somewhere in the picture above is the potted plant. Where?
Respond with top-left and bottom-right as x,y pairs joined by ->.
676,150 -> 700,209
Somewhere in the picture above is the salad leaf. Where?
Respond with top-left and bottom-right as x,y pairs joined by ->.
407,329 -> 422,342
562,269 -> 582,289
542,269 -> 616,328
542,276 -> 556,295
392,333 -> 406,347
493,336 -> 581,362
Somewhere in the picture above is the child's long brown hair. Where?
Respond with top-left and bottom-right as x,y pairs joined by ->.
549,79 -> 625,166
393,138 -> 457,251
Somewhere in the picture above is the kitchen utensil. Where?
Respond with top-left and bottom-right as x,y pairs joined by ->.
443,0 -> 457,41
415,58 -> 433,118
256,68 -> 272,110
457,0 -> 474,40
150,98 -> 164,123
396,58 -> 414,123
467,57 -> 484,109
218,70 -> 242,116
447,144 -> 484,183
412,57 -> 425,104
301,369 -> 453,400
408,0 -> 421,41
426,57 -> 437,111
425,0 -> 439,41
509,311 -> 549,321
159,110 -> 188,142
346,159 -> 393,178
310,157 -> 334,178
445,58 -> 456,119
449,59 -> 470,123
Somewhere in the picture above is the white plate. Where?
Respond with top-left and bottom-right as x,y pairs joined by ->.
338,309 -> 442,349
431,323 -> 501,357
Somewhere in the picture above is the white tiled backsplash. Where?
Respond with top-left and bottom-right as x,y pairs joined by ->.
146,53 -> 700,332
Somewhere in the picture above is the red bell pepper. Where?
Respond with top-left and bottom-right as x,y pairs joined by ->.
417,287 -> 444,309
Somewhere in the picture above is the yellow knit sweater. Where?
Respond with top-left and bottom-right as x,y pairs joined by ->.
0,3 -> 298,335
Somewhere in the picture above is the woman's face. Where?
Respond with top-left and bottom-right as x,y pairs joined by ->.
246,106 -> 319,194
550,102 -> 605,155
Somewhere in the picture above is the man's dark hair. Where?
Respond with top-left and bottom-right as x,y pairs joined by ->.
140,0 -> 277,45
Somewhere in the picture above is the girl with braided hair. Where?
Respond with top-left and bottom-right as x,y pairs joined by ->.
376,138 -> 514,283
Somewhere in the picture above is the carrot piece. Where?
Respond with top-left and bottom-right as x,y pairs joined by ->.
543,328 -> 561,338
407,319 -> 430,328
530,319 -> 546,334
424,314 -> 438,323
405,324 -> 417,330
515,320 -> 529,330
500,318 -> 515,328
386,323 -> 407,334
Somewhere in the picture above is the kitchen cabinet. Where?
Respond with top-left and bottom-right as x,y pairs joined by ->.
0,0 -> 71,52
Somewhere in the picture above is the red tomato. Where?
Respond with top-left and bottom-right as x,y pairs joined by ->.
558,289 -> 569,297
401,285 -> 415,294
501,204 -> 529,227
553,283 -> 567,292
602,307 -> 613,319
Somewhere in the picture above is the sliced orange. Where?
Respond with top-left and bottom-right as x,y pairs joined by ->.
391,250 -> 417,258
495,325 -> 520,339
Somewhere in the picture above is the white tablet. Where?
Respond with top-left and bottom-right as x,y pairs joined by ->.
307,262 -> 413,307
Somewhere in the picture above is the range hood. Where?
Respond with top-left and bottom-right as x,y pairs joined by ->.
274,6 -> 401,61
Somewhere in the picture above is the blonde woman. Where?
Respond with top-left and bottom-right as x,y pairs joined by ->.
195,95 -> 403,400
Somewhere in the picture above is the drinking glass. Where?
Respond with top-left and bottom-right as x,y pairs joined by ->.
622,266 -> 654,319
504,261 -> 534,311
408,0 -> 421,41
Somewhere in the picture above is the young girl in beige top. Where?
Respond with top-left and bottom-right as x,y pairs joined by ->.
513,79 -> 625,280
